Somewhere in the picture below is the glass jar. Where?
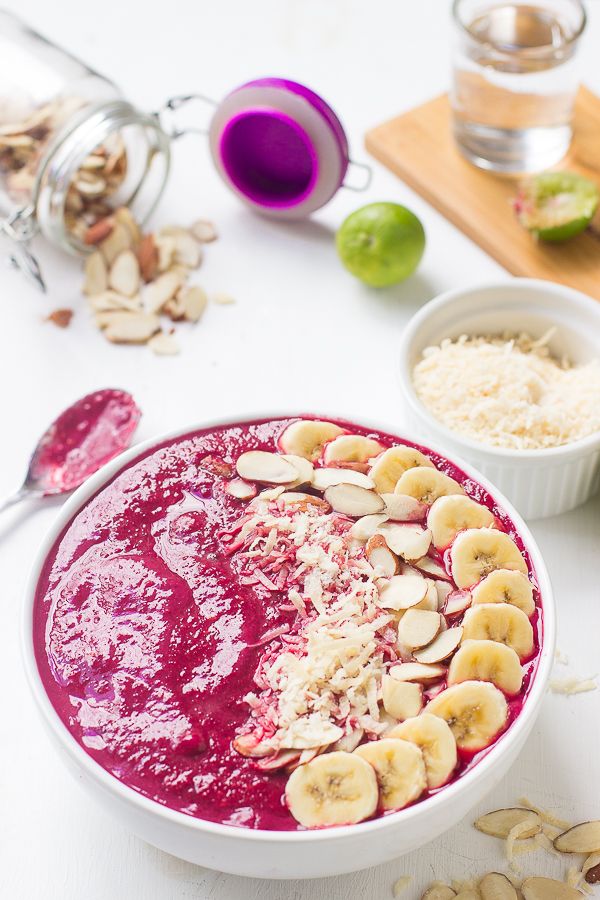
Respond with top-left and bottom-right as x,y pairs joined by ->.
0,10 -> 170,287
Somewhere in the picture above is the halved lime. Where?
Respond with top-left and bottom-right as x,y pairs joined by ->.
515,171 -> 599,242
336,202 -> 425,287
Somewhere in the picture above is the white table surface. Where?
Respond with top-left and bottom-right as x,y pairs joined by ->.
1,1 -> 599,897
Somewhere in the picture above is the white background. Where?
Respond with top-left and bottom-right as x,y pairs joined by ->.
1,1 -> 600,897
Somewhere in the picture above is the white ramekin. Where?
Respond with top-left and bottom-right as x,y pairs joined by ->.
399,278 -> 600,520
22,413 -> 555,879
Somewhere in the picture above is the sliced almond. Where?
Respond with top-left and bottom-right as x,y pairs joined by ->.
554,821 -> 600,854
324,483 -> 385,518
213,291 -> 235,305
382,676 -> 423,720
422,884 -> 457,899
225,479 -> 257,500
413,556 -> 452,581
366,534 -> 399,577
88,291 -> 142,313
144,270 -> 183,314
475,808 -> 542,840
479,873 -> 517,900
377,523 -> 432,560
381,492 -> 427,522
278,492 -> 330,512
190,218 -> 218,243
148,332 -> 180,356
137,233 -> 159,282
414,627 -> 463,663
180,285 -> 208,322
436,581 -> 453,608
312,467 -> 374,491
109,249 -> 140,297
236,451 -> 298,484
84,216 -> 114,245
378,574 -> 428,610
281,454 -> 314,488
155,234 -> 177,271
350,513 -> 389,542
115,206 -> 141,245
583,851 -> 600,884
389,661 -> 446,683
103,312 -> 161,344
172,230 -> 203,268
444,590 -> 472,617
521,877 -> 583,899
398,609 -> 441,650
99,222 -> 131,265
83,250 -> 108,296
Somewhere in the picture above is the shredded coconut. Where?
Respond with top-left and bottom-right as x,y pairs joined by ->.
550,675 -> 598,695
412,330 -> 600,450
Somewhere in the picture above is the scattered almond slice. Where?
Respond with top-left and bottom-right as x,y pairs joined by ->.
475,809 -> 542,840
414,627 -> 463,663
324,483 -> 385,517
99,221 -> 131,265
583,851 -> 600,884
479,872 -> 517,899
213,291 -> 235,305
104,312 -> 161,344
148,332 -> 180,356
109,249 -> 140,297
89,291 -> 142,313
422,885 -> 457,900
392,875 -> 412,897
180,285 -> 208,322
137,233 -> 159,282
172,230 -> 203,267
554,821 -> 600,854
144,270 -> 183,314
521,876 -> 583,899
114,206 -> 141,245
190,218 -> 218,243
83,250 -> 108,295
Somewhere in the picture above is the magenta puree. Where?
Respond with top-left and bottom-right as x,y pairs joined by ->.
33,416 -> 542,831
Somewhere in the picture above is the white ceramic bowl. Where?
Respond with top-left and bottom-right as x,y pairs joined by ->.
399,278 -> 600,520
22,414 -> 555,879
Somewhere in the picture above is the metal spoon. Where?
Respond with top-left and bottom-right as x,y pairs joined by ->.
0,388 -> 141,515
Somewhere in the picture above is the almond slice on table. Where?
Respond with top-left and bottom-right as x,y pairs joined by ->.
148,332 -> 180,356
213,291 -> 235,305
190,218 -> 218,243
171,230 -> 203,267
144,270 -> 183,314
103,311 -> 161,344
378,574 -> 428,610
99,221 -> 131,265
88,290 -> 142,313
422,886 -> 457,900
583,851 -> 600,884
324,483 -> 385,517
114,206 -> 141,245
554,821 -> 600,854
414,626 -> 463,663
366,534 -> 399,577
350,513 -> 389,542
377,523 -> 432,560
312,467 -> 374,490
389,662 -> 446,683
479,873 -> 518,900
474,808 -> 542,839
179,285 -> 208,322
521,877 -> 583,899
83,250 -> 108,295
109,249 -> 140,297
137,233 -> 159,282
235,451 -> 299,484
398,609 -> 441,649
380,492 -> 427,522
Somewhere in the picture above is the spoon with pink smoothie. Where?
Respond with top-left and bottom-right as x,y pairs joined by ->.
0,388 -> 141,514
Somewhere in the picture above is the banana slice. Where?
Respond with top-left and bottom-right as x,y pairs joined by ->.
471,569 -> 535,617
285,750 -> 378,827
236,450 -> 299,484
279,419 -> 344,461
280,454 -> 314,487
450,528 -> 527,589
323,434 -> 385,464
369,445 -> 434,494
426,680 -> 508,751
428,494 -> 496,550
382,676 -> 423,720
448,639 -> 523,695
354,738 -> 427,811
388,713 -> 457,789
395,467 -> 465,505
462,603 -> 534,660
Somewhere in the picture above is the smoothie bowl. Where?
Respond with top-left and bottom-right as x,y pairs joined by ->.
23,414 -> 555,878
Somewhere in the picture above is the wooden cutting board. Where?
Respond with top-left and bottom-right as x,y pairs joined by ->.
365,88 -> 600,300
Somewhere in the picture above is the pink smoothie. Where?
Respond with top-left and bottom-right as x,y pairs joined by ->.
33,417 -> 542,831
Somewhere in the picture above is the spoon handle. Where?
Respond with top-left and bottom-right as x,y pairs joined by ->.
0,486 -> 29,514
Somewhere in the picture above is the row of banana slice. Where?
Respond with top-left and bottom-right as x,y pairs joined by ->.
230,421 -> 539,829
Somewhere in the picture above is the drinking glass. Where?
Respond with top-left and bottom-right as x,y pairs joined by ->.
451,0 -> 587,173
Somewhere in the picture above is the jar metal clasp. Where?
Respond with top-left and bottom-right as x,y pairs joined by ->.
1,205 -> 46,292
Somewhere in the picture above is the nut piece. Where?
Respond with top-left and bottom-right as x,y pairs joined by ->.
148,332 -> 180,356
144,270 -> 183,314
180,285 -> 208,322
474,808 -> 542,840
521,877 -> 583,899
554,821 -> 600,854
213,291 -> 235,305
190,218 -> 218,242
109,250 -> 140,297
413,627 -> 463,664
99,222 -> 132,265
397,609 -> 441,650
366,534 -> 399,578
236,451 -> 299,485
324,483 -> 385,517
583,851 -> 600,884
83,251 -> 108,296
84,216 -> 114,245
479,873 -> 517,899
103,312 -> 160,344
137,234 -> 159,282
422,886 -> 457,900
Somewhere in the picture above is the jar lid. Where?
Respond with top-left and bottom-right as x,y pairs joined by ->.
209,78 -> 349,218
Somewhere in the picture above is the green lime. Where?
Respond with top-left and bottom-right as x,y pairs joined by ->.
515,171 -> 599,242
336,202 -> 425,287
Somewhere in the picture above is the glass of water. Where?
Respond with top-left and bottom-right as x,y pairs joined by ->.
451,0 -> 587,173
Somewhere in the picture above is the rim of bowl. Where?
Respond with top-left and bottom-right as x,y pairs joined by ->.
398,278 -> 600,462
22,410 -> 556,845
